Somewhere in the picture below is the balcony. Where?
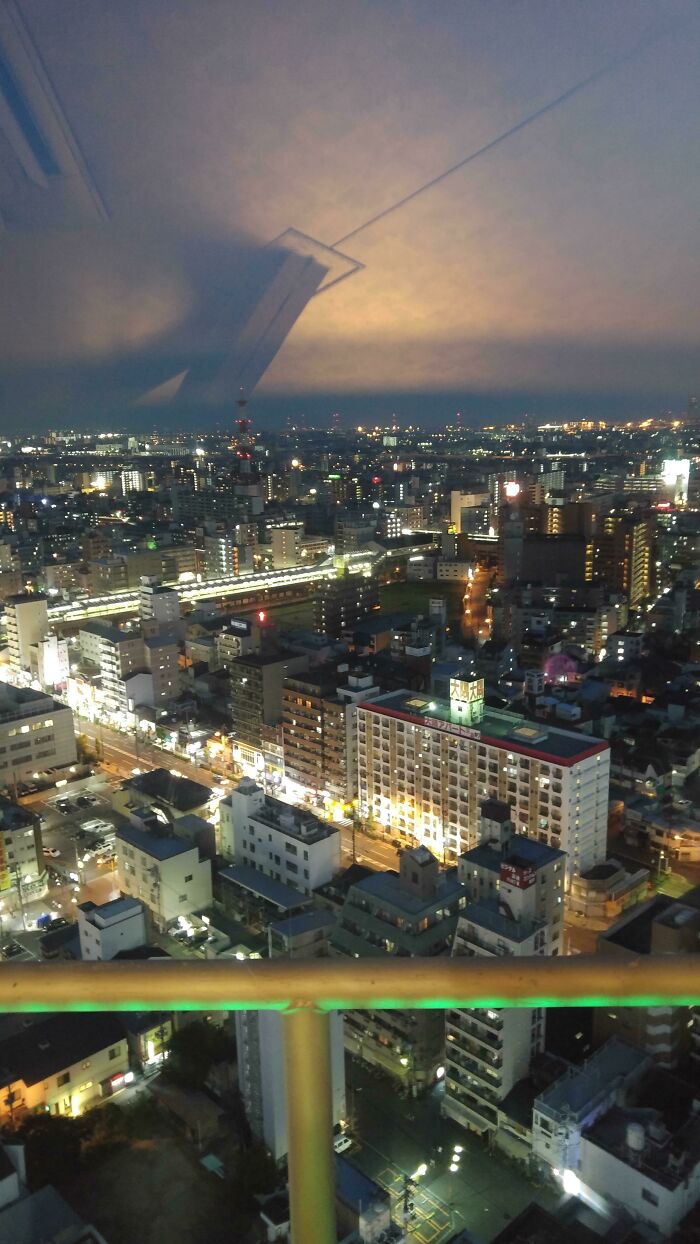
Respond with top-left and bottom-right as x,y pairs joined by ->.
0,955 -> 696,1244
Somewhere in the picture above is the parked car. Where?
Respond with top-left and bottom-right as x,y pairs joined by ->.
42,846 -> 61,859
333,1134 -> 353,1154
1,942 -> 24,959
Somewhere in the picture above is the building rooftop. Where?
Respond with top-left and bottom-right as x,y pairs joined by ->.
362,690 -> 608,765
80,619 -> 135,644
268,909 -> 335,939
601,895 -> 675,954
116,821 -> 194,860
0,1013 -> 125,1087
219,865 -> 312,912
0,1184 -> 91,1244
79,896 -> 143,926
123,768 -> 210,813
462,835 -> 565,876
535,1037 -> 649,1122
351,866 -> 464,918
584,1102 -> 700,1191
459,900 -> 542,945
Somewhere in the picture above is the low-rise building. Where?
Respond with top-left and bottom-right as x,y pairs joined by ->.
0,1013 -> 130,1122
218,778 -> 340,894
115,820 -> 212,930
77,897 -> 148,960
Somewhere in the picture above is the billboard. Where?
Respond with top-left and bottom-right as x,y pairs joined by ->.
662,459 -> 690,504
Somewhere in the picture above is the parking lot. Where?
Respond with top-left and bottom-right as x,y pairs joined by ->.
1,775 -> 125,940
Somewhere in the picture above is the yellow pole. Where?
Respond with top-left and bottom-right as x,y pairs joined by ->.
284,1007 -> 336,1244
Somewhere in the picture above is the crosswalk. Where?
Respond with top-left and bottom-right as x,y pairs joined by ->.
373,1160 -> 453,1243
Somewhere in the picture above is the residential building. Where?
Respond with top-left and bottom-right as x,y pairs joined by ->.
313,571 -> 379,639
143,634 -> 181,704
236,908 -> 346,1161
594,888 -> 700,1067
356,676 -> 610,879
331,846 -> 467,1090
0,1013 -> 130,1122
113,768 -> 213,825
138,576 -> 180,628
230,649 -> 307,769
4,593 -> 49,674
0,683 -> 76,789
271,525 -> 302,569
115,820 -> 212,930
282,665 -> 351,802
532,1037 -> 650,1177
0,795 -> 44,902
78,621 -> 145,719
215,618 -> 255,668
77,897 -> 148,961
218,778 -> 340,894
593,516 -> 654,607
444,801 -> 565,1138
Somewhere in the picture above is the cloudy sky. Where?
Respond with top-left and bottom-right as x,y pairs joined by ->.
1,0 -> 699,427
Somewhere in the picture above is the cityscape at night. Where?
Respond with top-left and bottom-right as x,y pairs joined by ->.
0,3 -> 699,1243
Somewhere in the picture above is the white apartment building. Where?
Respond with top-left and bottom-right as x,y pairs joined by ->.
78,897 -> 148,960
443,800 -> 565,1138
115,821 -> 212,930
138,576 -> 180,628
0,683 -> 76,788
79,622 -> 145,718
33,633 -> 70,691
219,779 -> 341,894
5,594 -> 49,674
356,677 -> 610,879
236,910 -> 346,1161
0,795 -> 43,901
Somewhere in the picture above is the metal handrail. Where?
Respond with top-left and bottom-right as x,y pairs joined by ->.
0,954 -> 696,1244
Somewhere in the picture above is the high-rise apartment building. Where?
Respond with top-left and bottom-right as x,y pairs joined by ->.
313,571 -> 379,639
229,650 -> 307,768
79,622 -> 145,718
593,516 -> 654,607
331,846 -> 467,1091
271,525 -> 302,569
282,666 -> 349,800
443,800 -> 565,1137
236,911 -> 346,1161
5,594 -> 49,674
356,677 -> 610,880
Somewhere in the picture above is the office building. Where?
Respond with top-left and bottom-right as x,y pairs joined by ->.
444,801 -> 565,1137
0,683 -> 76,788
331,846 -> 467,1091
356,676 -> 610,879
5,593 -> 49,674
218,778 -> 340,894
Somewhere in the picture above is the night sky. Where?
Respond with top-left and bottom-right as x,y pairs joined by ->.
1,0 -> 699,428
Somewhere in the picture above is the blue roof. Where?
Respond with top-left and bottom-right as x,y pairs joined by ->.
219,865 -> 311,911
269,910 -> 335,937
116,822 -> 191,860
335,1156 -> 389,1211
354,867 -> 464,916
462,836 -> 565,875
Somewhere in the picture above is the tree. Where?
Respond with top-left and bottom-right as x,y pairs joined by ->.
162,1020 -> 235,1090
17,1112 -> 86,1189
229,1140 -> 281,1220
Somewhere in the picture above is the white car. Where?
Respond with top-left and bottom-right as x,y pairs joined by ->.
333,1134 -> 353,1154
42,846 -> 61,859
